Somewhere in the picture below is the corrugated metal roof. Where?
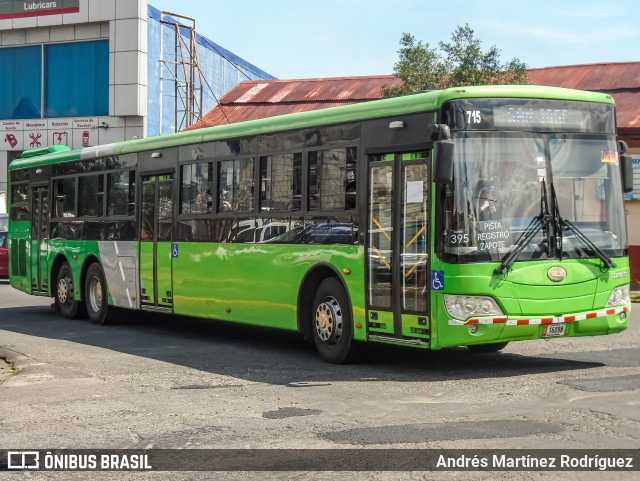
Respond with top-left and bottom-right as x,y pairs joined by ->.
220,75 -> 401,103
528,62 -> 640,91
185,76 -> 401,130
528,62 -> 640,128
186,102 -> 358,130
609,91 -> 640,128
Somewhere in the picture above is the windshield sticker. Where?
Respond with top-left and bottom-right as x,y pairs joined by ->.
447,229 -> 471,247
601,151 -> 619,164
406,181 -> 424,203
476,221 -> 512,251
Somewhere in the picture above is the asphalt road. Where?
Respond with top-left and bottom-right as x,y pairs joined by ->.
0,280 -> 639,480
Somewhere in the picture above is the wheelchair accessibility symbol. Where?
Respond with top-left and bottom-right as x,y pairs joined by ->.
172,243 -> 179,258
431,270 -> 444,291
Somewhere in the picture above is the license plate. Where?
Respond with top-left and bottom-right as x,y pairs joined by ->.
543,324 -> 566,337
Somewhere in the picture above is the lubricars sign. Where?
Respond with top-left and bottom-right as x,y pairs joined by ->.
0,0 -> 80,19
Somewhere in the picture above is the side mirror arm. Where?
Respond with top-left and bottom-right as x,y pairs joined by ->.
431,124 -> 454,184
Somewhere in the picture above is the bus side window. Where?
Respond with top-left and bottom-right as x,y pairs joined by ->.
10,183 -> 30,221
52,178 -> 77,218
308,147 -> 357,211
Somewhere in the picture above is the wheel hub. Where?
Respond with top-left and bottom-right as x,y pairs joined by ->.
57,277 -> 71,304
315,296 -> 343,344
89,277 -> 103,313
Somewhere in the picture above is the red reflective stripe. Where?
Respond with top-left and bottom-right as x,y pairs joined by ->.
457,306 -> 629,327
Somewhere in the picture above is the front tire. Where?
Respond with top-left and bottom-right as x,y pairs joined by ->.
311,278 -> 354,364
85,263 -> 111,325
55,262 -> 83,319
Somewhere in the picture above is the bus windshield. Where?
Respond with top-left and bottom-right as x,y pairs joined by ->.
439,131 -> 627,264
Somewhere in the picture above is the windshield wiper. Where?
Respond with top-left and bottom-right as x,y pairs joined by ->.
495,180 -> 551,275
550,182 -> 564,261
550,183 -> 616,269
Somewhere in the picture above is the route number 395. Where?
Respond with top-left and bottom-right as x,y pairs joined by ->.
466,110 -> 481,124
450,232 -> 469,245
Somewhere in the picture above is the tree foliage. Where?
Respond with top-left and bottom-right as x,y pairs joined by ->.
383,24 -> 529,97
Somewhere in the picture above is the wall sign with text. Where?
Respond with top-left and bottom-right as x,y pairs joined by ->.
0,0 -> 80,19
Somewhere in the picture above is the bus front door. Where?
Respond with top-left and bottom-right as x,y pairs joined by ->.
139,174 -> 174,310
30,186 -> 50,294
367,152 -> 430,343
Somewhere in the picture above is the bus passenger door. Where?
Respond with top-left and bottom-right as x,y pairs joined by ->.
367,152 -> 430,343
30,186 -> 50,294
139,174 -> 174,310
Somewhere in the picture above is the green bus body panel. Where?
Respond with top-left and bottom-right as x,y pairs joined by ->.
10,149 -> 82,170
429,258 -> 630,349
10,237 -> 103,302
171,243 -> 365,333
157,242 -> 173,307
139,243 -> 155,305
8,221 -> 32,293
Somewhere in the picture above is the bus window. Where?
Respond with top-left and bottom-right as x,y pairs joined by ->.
78,174 -> 104,217
10,183 -> 30,221
181,163 -> 212,215
260,153 -> 302,212
53,178 -> 77,218
107,171 -> 135,217
219,158 -> 254,213
308,147 -> 357,211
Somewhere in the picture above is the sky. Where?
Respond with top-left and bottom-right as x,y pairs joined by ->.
148,0 -> 639,80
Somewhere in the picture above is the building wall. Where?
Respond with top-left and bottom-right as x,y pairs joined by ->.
625,147 -> 640,282
0,0 -> 148,208
0,0 -> 273,213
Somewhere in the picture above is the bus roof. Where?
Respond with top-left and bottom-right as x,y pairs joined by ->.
10,85 -> 614,171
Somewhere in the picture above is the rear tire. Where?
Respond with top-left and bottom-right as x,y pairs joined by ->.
466,342 -> 509,353
55,262 -> 83,319
85,263 -> 111,325
311,278 -> 354,364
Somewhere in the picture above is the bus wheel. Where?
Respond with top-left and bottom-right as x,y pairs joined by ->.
311,278 -> 353,364
55,262 -> 82,319
85,263 -> 110,325
466,342 -> 509,353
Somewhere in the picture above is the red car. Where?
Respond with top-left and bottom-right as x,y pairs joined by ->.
0,231 -> 7,279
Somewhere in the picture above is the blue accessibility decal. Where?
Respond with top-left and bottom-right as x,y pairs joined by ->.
431,270 -> 444,291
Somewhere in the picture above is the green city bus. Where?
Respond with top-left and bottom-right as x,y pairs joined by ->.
8,85 -> 633,363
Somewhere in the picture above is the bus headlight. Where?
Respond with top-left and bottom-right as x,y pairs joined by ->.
444,295 -> 504,321
606,285 -> 630,308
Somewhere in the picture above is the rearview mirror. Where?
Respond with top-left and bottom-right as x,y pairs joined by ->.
433,125 -> 454,184
619,141 -> 634,193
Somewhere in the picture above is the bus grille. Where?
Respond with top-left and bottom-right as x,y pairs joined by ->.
10,239 -> 27,277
